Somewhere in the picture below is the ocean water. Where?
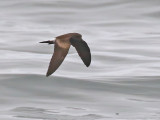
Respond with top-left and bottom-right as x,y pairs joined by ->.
1,0 -> 160,119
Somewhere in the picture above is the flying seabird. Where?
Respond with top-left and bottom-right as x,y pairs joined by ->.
40,33 -> 91,77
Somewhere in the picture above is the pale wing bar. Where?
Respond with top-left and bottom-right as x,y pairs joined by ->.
46,40 -> 70,76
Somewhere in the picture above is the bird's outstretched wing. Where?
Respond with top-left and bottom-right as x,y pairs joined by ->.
70,37 -> 91,67
46,39 -> 70,76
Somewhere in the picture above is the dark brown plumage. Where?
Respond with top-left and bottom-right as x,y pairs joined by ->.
40,33 -> 91,77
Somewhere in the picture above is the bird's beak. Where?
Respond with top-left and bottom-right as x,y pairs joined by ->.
39,40 -> 54,44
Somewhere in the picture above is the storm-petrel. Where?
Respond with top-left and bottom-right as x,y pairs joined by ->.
40,33 -> 91,77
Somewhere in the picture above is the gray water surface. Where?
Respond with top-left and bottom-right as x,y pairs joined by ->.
1,0 -> 160,120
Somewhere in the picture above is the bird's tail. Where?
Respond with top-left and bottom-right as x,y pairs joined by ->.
39,40 -> 55,44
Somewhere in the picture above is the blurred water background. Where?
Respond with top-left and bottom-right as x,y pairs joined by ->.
1,0 -> 160,119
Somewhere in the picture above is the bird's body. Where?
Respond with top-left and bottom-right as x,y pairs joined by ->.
40,33 -> 91,77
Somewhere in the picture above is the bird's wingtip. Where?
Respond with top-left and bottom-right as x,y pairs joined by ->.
86,64 -> 90,67
85,61 -> 91,67
46,73 -> 50,77
87,64 -> 90,67
46,71 -> 53,77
